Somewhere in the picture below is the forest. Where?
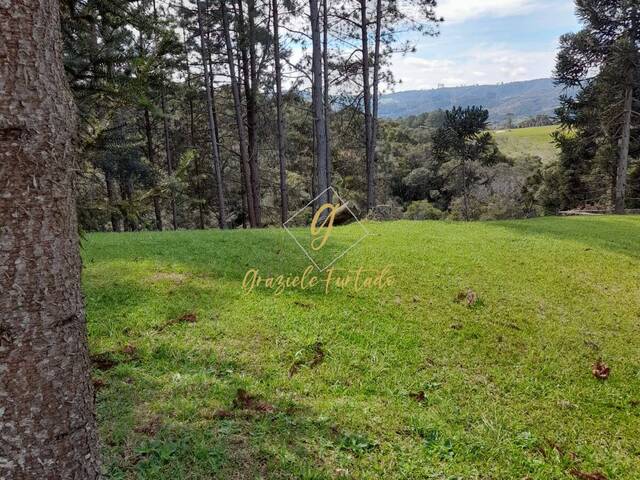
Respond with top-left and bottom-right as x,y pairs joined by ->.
65,0 -> 639,230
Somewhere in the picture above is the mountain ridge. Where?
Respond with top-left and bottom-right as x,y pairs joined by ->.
378,78 -> 571,124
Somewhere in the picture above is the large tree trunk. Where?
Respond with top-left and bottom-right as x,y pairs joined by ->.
221,0 -> 257,227
310,0 -> 329,209
615,75 -> 634,214
360,0 -> 374,211
273,0 -> 288,225
197,0 -> 227,229
0,0 -> 101,478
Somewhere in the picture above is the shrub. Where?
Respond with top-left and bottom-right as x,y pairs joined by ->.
368,204 -> 404,221
447,196 -> 483,221
403,200 -> 444,220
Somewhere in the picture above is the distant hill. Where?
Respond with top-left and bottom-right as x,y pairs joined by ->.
378,78 -> 572,125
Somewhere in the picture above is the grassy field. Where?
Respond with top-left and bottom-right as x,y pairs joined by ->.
493,125 -> 559,164
84,217 -> 640,479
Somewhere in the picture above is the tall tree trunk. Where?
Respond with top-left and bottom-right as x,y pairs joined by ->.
360,0 -> 374,211
160,90 -> 178,229
310,0 -> 329,208
221,0 -> 257,227
322,0 -> 332,202
0,0 -> 101,477
370,0 -> 382,208
197,0 -> 227,229
615,73 -> 634,214
238,0 -> 261,225
144,107 -> 164,231
273,0 -> 288,224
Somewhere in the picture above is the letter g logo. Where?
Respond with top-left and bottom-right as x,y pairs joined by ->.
310,203 -> 339,251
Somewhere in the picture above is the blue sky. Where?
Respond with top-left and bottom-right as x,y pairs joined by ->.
390,0 -> 581,91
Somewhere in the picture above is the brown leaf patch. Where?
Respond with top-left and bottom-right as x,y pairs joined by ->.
288,342 -> 325,377
232,389 -> 275,413
293,300 -> 313,309
134,416 -> 162,436
409,391 -> 426,403
456,289 -> 478,307
121,343 -> 138,356
569,469 -> 607,480
591,359 -> 610,380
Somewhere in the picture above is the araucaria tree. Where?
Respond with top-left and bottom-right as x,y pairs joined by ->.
0,0 -> 101,477
433,106 -> 505,221
555,0 -> 639,213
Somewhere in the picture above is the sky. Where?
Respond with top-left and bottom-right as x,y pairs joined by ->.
389,0 -> 581,92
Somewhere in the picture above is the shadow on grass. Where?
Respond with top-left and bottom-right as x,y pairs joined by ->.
487,215 -> 640,259
95,338 -> 353,480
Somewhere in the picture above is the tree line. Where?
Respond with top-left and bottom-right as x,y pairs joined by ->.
64,0 -> 441,231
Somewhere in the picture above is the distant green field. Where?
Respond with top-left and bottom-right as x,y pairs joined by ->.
84,217 -> 640,479
493,125 -> 560,164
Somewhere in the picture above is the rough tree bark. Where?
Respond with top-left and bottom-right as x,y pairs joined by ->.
197,0 -> 227,229
310,0 -> 329,209
0,0 -> 102,478
615,71 -> 634,214
221,0 -> 257,227
272,0 -> 288,224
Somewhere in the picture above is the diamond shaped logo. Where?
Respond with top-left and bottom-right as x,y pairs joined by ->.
283,187 -> 370,272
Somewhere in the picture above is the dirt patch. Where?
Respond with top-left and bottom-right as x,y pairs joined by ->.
90,352 -> 119,370
155,312 -> 198,331
232,388 -> 275,413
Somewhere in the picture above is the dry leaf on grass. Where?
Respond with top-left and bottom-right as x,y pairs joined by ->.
569,469 -> 608,480
409,391 -> 426,403
591,359 -> 610,380
456,289 -> 478,307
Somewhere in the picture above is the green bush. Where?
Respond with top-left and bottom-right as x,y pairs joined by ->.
403,200 -> 444,220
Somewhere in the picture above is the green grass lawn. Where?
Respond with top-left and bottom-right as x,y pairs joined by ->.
83,216 -> 640,479
493,125 -> 559,164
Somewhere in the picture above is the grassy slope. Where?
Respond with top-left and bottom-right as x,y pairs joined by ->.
493,125 -> 559,164
84,217 -> 640,479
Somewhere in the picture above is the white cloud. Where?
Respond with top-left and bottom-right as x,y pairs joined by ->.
389,45 -> 557,91
435,0 -> 539,24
